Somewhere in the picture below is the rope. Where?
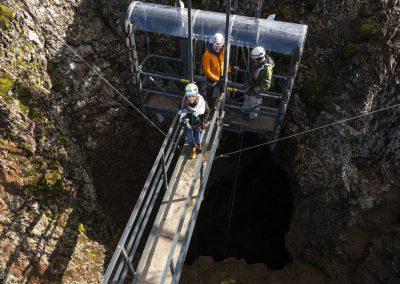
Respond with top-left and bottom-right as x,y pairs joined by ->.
233,0 -> 239,14
224,131 -> 244,257
215,102 -> 400,159
64,43 -> 167,137
255,0 -> 263,19
39,8 -> 168,137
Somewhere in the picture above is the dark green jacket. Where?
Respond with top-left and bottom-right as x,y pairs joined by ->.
249,57 -> 275,94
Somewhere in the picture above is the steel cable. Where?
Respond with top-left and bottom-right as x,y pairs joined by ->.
64,43 -> 168,137
215,102 -> 400,159
224,131 -> 244,257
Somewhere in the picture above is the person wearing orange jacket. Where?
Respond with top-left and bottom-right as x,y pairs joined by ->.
201,32 -> 229,107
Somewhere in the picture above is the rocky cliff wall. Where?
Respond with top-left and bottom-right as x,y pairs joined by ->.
276,1 -> 400,283
0,0 -> 163,282
0,0 -> 399,283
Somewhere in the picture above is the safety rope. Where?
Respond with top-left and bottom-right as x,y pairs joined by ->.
233,0 -> 239,14
224,131 -> 244,257
38,6 -> 168,137
255,0 -> 263,19
64,43 -> 168,137
215,102 -> 400,159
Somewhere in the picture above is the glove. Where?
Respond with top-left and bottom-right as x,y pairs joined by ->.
183,118 -> 191,129
200,122 -> 206,131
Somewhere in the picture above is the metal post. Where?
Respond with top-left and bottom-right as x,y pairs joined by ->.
221,0 -> 232,95
162,152 -> 169,191
187,0 -> 194,82
129,32 -> 142,107
270,48 -> 301,151
120,246 -> 136,276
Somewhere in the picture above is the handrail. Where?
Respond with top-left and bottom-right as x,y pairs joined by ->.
159,95 -> 225,283
171,111 -> 225,283
103,113 -> 183,283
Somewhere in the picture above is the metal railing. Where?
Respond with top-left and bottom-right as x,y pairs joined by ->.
137,53 -> 287,120
104,100 -> 224,283
156,98 -> 224,283
103,113 -> 184,283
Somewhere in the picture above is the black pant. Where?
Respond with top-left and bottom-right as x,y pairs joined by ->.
202,81 -> 218,109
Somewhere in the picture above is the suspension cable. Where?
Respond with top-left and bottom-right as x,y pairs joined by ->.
224,131 -> 244,257
64,43 -> 167,137
215,102 -> 400,159
255,0 -> 262,19
188,0 -> 194,82
233,0 -> 239,14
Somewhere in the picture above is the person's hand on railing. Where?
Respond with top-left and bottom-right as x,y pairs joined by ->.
200,121 -> 207,131
183,118 -> 191,129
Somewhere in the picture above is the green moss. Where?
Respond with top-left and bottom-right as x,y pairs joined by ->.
341,42 -> 360,59
45,170 -> 63,186
0,5 -> 14,30
20,141 -> 34,156
78,223 -> 87,236
359,19 -> 380,41
14,82 -> 42,118
301,75 -> 327,120
359,3 -> 373,18
0,75 -> 15,95
26,165 -> 67,201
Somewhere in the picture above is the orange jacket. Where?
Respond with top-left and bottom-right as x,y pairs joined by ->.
201,49 -> 227,82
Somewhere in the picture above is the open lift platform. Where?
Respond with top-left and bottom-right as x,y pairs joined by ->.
104,1 -> 307,283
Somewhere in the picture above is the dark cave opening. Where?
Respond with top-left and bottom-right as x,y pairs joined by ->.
185,131 -> 293,270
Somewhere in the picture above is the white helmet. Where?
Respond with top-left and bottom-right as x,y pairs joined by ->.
211,32 -> 225,47
251,46 -> 266,59
185,83 -> 199,97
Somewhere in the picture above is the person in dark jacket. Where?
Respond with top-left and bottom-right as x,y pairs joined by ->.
180,83 -> 210,159
243,46 -> 275,119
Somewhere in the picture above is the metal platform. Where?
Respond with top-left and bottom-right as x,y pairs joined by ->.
104,1 -> 307,282
143,93 -> 277,135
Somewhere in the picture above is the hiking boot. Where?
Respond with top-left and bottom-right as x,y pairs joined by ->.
196,143 -> 203,154
189,147 -> 197,159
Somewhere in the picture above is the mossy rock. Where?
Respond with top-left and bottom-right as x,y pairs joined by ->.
51,79 -> 64,93
0,5 -> 14,30
20,141 -> 34,156
45,170 -> 63,187
358,19 -> 380,41
300,0 -> 317,13
0,75 -> 15,95
302,75 -> 325,97
78,223 -> 87,236
341,42 -> 360,59
301,75 -> 327,120
359,2 -> 374,18
14,81 -> 43,118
